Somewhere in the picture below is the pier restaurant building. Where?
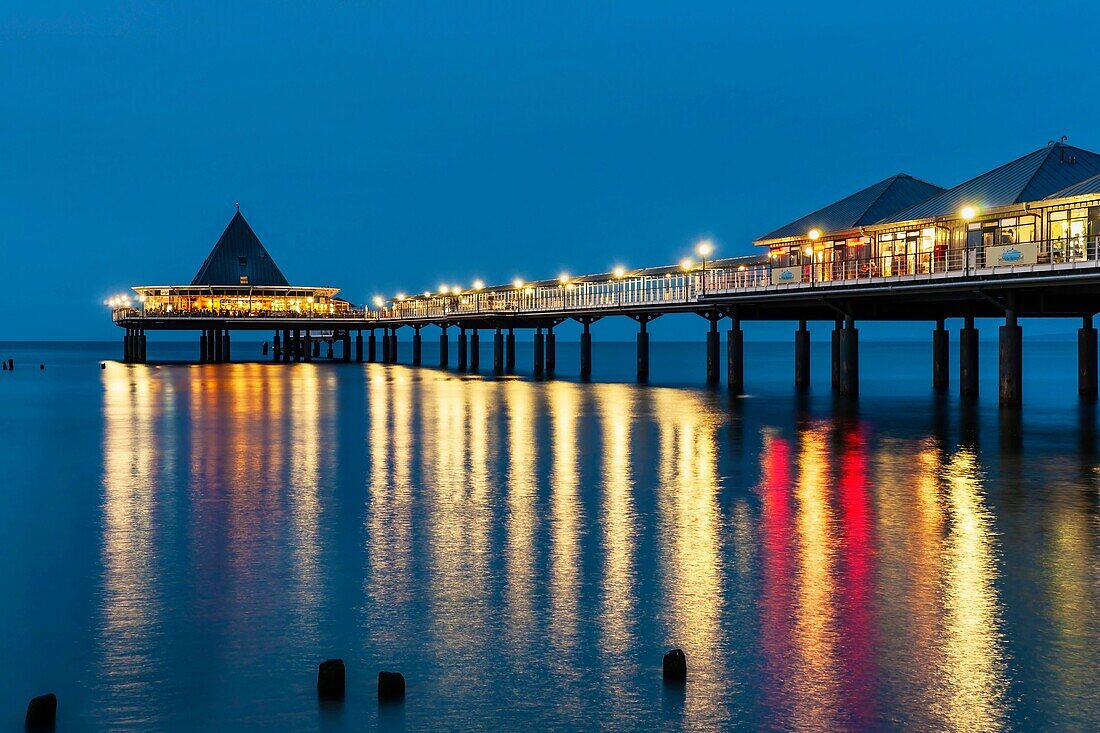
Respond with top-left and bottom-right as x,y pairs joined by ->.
130,211 -> 350,318
756,141 -> 1100,284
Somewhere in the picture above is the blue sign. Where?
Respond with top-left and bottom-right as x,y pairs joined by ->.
780,270 -> 794,280
1001,248 -> 1022,263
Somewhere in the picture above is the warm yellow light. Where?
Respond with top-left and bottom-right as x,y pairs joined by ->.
513,278 -> 524,289
696,239 -> 713,257
138,295 -> 147,303
473,279 -> 485,290
680,258 -> 693,271
613,266 -> 625,278
396,293 -> 406,301
423,291 -> 431,298
439,284 -> 449,294
373,296 -> 384,308
523,286 -> 534,294
808,228 -> 821,240
738,264 -> 746,271
803,247 -> 813,256
960,205 -> 977,221
559,273 -> 569,284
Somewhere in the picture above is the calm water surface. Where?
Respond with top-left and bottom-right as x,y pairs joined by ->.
1,339 -> 1098,731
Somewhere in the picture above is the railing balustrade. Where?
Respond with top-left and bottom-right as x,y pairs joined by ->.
113,237 -> 1100,323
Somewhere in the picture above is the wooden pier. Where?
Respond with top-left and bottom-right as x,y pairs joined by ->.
111,143 -> 1100,404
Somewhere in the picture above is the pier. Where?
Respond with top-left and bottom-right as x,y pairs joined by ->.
111,142 -> 1100,404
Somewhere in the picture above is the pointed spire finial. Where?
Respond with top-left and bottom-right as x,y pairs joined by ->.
236,202 -> 240,212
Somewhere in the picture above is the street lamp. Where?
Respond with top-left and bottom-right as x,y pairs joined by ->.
960,206 -> 977,274
613,266 -> 625,305
696,239 -> 713,295
473,279 -> 484,312
806,230 -> 820,283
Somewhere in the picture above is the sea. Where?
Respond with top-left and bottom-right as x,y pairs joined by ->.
1,338 -> 1097,731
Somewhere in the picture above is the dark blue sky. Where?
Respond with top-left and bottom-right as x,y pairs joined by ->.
4,1 -> 1098,340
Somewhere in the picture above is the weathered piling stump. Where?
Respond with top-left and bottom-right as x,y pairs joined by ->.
662,648 -> 687,683
377,671 -> 406,701
317,659 -> 346,700
25,692 -> 57,730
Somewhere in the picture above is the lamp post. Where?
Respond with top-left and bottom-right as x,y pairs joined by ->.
807,229 -> 821,284
696,240 -> 713,296
473,280 -> 484,313
613,266 -> 625,305
960,206 -> 976,276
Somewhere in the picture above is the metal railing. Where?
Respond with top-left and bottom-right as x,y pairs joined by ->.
112,237 -> 1100,324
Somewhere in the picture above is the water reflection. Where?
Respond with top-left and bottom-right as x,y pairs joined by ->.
99,365 -> 165,727
88,356 -> 1100,730
653,388 -> 727,730
595,383 -> 638,706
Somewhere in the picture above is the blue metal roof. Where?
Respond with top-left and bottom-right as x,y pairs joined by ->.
877,143 -> 1100,224
191,211 -> 290,286
1046,171 -> 1100,199
755,174 -> 944,243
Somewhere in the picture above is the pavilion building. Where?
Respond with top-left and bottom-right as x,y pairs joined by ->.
132,211 -> 349,317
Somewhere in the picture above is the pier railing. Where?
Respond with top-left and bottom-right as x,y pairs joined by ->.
113,237 -> 1100,324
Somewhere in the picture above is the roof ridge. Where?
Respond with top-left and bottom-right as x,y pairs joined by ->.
856,174 -> 906,224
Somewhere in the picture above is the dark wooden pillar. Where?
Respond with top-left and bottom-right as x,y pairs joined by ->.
343,331 -> 352,363
412,327 -> 422,366
439,326 -> 450,368
506,329 -> 516,373
457,328 -> 468,371
637,319 -> 649,381
493,328 -> 504,374
470,329 -> 480,372
839,314 -> 859,397
546,325 -> 556,374
356,330 -> 364,362
580,322 -> 592,379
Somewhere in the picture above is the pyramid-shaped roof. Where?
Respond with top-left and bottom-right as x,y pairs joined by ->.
877,143 -> 1100,224
755,174 -> 944,243
191,211 -> 290,286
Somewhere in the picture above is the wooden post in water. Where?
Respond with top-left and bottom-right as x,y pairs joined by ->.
439,325 -> 449,368
579,321 -> 593,379
412,326 -> 422,366
470,329 -> 480,372
705,317 -> 720,385
831,317 -> 842,392
636,319 -> 649,381
356,330 -> 364,362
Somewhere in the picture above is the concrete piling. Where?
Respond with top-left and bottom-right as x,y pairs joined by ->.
412,327 -> 422,366
368,330 -> 378,363
839,314 -> 859,397
794,319 -> 810,389
1079,314 -> 1098,400
580,323 -> 592,379
933,318 -> 949,391
960,314 -> 979,397
727,315 -> 743,394
457,328 -> 468,371
831,317 -> 842,392
356,330 -> 364,362
636,320 -> 649,381
506,328 -> 516,373
533,327 -> 544,376
439,326 -> 449,368
493,328 -> 504,374
343,332 -> 352,363
999,308 -> 1022,406
705,319 -> 720,385
546,325 -> 556,375
470,329 -> 480,372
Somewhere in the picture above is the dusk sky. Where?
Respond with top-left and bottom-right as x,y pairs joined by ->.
4,1 -> 1098,340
